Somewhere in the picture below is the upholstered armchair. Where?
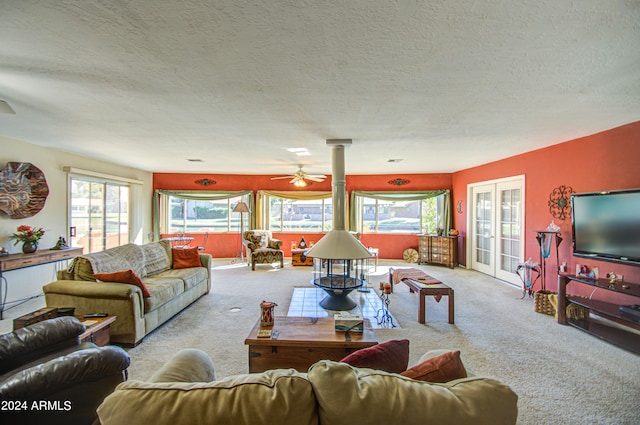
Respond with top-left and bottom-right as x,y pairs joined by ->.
0,316 -> 130,425
242,230 -> 284,270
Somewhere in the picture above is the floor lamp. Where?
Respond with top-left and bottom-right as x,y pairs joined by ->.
232,201 -> 250,264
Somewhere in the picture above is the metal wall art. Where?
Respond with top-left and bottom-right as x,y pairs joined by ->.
0,162 -> 49,219
548,185 -> 573,221
195,178 -> 216,186
388,178 -> 410,186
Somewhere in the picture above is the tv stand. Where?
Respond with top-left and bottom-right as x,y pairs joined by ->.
557,274 -> 640,354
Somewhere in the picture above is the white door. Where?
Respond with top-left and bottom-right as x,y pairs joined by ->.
469,177 -> 524,286
471,184 -> 495,276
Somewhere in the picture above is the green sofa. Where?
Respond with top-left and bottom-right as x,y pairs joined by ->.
96,349 -> 518,425
43,241 -> 211,346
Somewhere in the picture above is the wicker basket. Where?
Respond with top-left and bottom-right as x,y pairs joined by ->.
534,290 -> 557,316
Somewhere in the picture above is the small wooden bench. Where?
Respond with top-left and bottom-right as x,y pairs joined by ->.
389,267 -> 455,324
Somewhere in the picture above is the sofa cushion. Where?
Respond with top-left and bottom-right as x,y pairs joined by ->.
142,278 -> 185,312
141,242 -> 171,277
94,270 -> 151,298
154,267 -> 207,291
172,248 -> 201,269
308,360 -> 518,425
401,350 -> 467,383
340,339 -> 409,373
97,369 -> 318,425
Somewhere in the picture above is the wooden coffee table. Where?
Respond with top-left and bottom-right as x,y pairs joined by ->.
244,316 -> 378,373
77,315 -> 116,346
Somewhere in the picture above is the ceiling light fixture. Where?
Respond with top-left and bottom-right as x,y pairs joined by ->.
187,159 -> 204,162
293,179 -> 307,187
0,100 -> 16,114
287,147 -> 311,156
387,158 -> 403,163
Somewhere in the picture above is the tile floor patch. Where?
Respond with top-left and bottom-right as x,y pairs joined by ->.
287,287 -> 400,329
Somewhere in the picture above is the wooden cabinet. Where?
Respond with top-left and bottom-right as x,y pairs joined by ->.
417,235 -> 457,268
291,249 -> 313,266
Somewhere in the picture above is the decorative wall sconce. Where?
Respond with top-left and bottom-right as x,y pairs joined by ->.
456,200 -> 463,214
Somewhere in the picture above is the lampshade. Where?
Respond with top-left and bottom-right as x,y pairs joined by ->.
293,179 -> 307,187
232,201 -> 250,213
0,100 -> 16,114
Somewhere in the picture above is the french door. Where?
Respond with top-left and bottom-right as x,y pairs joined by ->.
469,176 -> 524,286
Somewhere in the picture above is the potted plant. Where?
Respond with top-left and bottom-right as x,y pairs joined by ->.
11,225 -> 45,254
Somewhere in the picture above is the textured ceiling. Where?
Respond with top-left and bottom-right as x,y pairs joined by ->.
1,1 -> 639,175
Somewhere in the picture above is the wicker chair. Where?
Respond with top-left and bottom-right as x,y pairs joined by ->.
242,230 -> 284,271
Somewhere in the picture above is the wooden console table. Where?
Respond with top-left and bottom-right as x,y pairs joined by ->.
0,247 -> 82,319
557,274 -> 640,354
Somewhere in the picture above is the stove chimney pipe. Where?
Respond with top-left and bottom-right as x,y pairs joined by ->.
305,139 -> 371,260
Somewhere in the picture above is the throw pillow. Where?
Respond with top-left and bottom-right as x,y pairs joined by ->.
172,247 -> 202,269
93,269 -> 151,297
340,339 -> 409,373
400,350 -> 467,383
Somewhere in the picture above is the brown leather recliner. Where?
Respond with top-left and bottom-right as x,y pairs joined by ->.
0,316 -> 130,425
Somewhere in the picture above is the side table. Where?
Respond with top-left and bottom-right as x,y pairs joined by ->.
291,248 -> 313,266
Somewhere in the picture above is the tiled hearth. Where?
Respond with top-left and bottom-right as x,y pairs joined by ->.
287,287 -> 399,329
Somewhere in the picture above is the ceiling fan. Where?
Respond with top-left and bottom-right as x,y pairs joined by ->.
270,166 -> 327,187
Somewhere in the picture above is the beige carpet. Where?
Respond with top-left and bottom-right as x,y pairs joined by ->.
3,259 -> 639,424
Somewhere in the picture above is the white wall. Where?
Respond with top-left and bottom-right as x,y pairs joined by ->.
0,136 -> 153,307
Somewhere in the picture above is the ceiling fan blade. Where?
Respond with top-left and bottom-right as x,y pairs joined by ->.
306,174 -> 327,178
270,176 -> 295,180
306,177 -> 325,182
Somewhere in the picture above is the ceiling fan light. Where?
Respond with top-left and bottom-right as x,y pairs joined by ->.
293,179 -> 307,187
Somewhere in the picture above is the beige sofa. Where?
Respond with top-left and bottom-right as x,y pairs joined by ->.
97,349 -> 518,425
43,241 -> 211,346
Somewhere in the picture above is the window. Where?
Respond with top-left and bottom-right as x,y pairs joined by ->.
167,195 -> 249,233
257,191 -> 332,232
351,191 -> 450,234
154,190 -> 253,236
70,177 -> 129,253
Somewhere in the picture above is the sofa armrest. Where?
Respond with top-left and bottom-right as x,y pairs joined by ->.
0,317 -> 86,374
0,345 -> 130,399
199,253 -> 212,271
149,349 -> 216,383
199,254 -> 212,289
57,269 -> 74,280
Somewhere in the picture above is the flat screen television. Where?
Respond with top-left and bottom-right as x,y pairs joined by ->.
571,189 -> 640,267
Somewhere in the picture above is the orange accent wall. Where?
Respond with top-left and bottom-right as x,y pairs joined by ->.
153,173 -> 452,259
154,120 -> 640,296
452,120 -> 640,297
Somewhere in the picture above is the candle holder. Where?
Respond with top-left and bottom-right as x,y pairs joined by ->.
375,292 -> 396,328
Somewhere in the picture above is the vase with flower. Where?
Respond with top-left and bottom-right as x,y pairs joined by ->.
11,225 -> 46,254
